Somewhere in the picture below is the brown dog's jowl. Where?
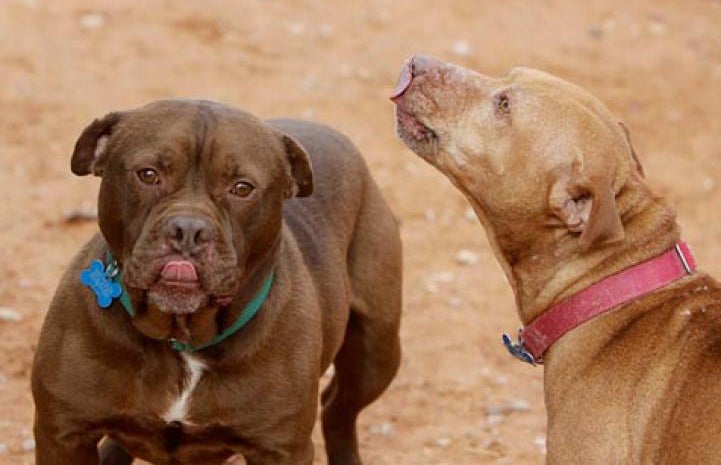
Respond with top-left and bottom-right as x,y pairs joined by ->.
31,99 -> 402,465
393,56 -> 721,464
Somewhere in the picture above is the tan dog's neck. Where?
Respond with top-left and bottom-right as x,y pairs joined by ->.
505,177 -> 680,325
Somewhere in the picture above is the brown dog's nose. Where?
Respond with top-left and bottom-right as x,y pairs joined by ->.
165,215 -> 211,254
390,55 -> 441,101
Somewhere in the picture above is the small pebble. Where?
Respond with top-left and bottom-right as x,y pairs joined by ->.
456,249 -> 479,266
79,12 -> 106,30
485,399 -> 531,415
318,23 -> 334,38
680,309 -> 691,316
287,22 -> 305,36
435,436 -> 452,448
703,177 -> 715,192
448,296 -> 462,308
21,438 -> 35,452
369,422 -> 394,436
451,40 -> 471,57
464,207 -> 476,222
533,436 -> 547,453
0,307 -> 22,322
0,443 -> 7,454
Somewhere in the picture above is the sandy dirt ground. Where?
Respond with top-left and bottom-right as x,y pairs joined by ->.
1,1 -> 721,463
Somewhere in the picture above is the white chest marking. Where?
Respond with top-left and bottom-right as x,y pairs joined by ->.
162,353 -> 207,424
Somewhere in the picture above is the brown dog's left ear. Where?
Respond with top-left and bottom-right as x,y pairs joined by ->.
549,171 -> 624,251
71,112 -> 126,176
282,134 -> 314,197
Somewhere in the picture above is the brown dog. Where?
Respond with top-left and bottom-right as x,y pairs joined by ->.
392,56 -> 721,464
31,100 -> 402,465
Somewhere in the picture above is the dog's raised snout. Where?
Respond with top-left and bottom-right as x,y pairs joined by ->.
390,55 -> 442,101
165,215 -> 212,253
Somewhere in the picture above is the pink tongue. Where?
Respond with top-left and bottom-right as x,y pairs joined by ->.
160,261 -> 198,283
390,57 -> 414,100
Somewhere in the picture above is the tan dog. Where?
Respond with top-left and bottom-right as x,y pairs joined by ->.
392,56 -> 721,464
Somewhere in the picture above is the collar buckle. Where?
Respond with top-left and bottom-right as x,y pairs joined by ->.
502,331 -> 540,366
674,243 -> 693,275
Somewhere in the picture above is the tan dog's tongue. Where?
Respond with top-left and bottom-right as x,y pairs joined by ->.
160,261 -> 198,283
390,57 -> 413,100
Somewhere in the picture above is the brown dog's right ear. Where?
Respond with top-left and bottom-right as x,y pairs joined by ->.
618,122 -> 644,178
71,112 -> 125,176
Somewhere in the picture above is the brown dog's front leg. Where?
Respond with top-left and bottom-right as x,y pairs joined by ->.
34,424 -> 101,465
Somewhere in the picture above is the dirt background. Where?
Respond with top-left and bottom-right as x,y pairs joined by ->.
1,1 -> 721,463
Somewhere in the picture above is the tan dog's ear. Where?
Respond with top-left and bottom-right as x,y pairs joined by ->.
282,134 -> 314,198
618,122 -> 645,178
71,112 -> 126,176
549,171 -> 624,250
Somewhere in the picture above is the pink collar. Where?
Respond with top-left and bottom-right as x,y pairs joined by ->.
503,242 -> 696,365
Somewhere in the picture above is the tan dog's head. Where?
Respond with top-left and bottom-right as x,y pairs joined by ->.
392,56 -> 644,267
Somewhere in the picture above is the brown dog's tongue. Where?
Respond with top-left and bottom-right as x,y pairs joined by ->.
390,57 -> 414,101
160,261 -> 198,283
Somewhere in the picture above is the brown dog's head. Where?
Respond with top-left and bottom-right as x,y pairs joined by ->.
391,56 -> 645,267
72,100 -> 313,323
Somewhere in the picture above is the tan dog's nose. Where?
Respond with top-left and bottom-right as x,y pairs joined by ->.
390,55 -> 443,101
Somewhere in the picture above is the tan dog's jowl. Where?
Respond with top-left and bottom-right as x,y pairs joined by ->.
392,56 -> 721,464
31,100 -> 402,465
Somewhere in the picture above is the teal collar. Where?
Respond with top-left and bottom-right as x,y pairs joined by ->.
100,252 -> 274,353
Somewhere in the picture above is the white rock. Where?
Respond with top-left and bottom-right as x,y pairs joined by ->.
428,271 -> 455,284
435,436 -> 452,447
21,438 -> 35,452
456,249 -> 479,266
703,177 -> 715,192
486,414 -> 504,426
0,307 -> 22,322
287,22 -> 306,36
369,422 -> 394,436
680,309 -> 691,316
464,207 -> 476,221
451,40 -> 471,57
0,443 -> 7,454
485,399 -> 531,415
533,435 -> 547,453
319,24 -> 334,38
79,12 -> 106,30
493,375 -> 508,386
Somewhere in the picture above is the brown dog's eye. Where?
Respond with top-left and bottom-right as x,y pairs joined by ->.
496,94 -> 511,113
230,181 -> 255,198
137,168 -> 160,185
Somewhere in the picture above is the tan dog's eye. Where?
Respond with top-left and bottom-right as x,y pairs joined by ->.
137,168 -> 160,185
496,94 -> 511,113
230,181 -> 255,198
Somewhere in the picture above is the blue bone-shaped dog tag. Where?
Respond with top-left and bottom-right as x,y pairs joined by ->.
80,260 -> 122,309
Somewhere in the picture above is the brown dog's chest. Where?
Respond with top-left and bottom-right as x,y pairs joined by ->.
108,418 -> 241,465
99,351 -> 310,464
